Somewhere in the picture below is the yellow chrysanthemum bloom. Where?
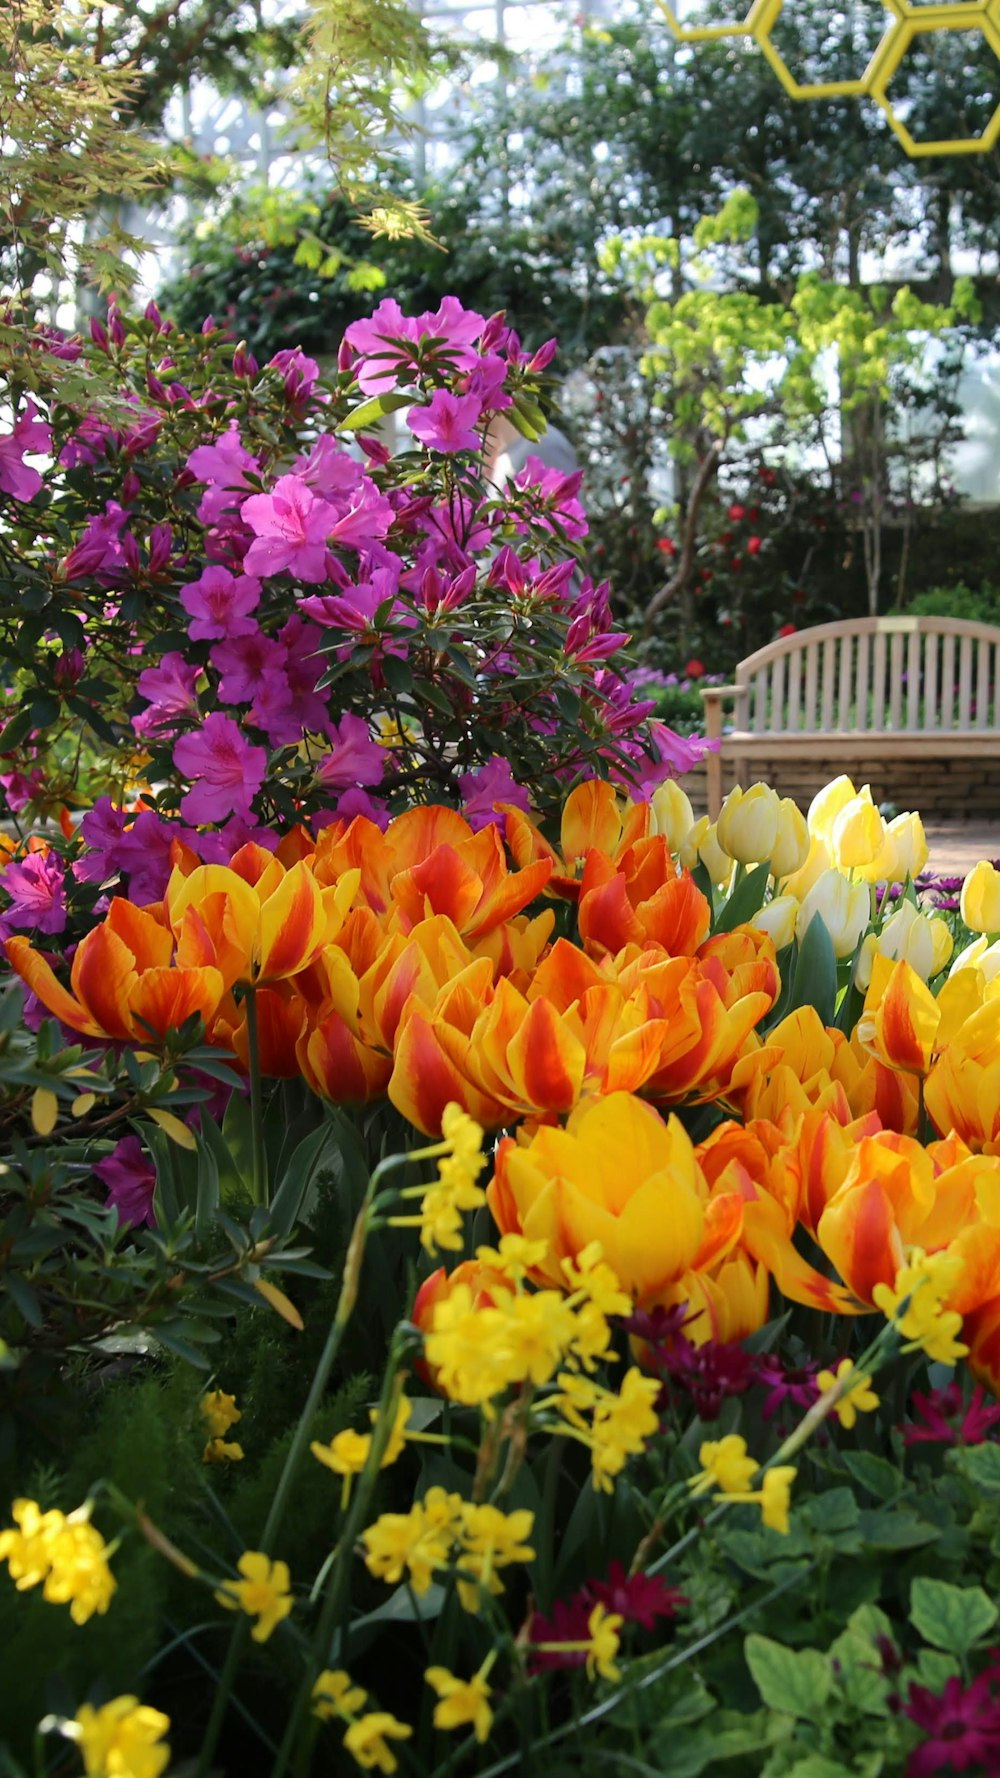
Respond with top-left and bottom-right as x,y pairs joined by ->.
815,1359 -> 880,1431
70,1695 -> 171,1778
585,1603 -> 624,1681
312,1669 -> 369,1721
425,1664 -> 494,1743
342,1710 -> 413,1773
689,1434 -> 758,1498
215,1550 -> 293,1643
200,1390 -> 241,1438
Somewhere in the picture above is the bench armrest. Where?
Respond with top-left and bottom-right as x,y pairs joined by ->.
699,684 -> 738,701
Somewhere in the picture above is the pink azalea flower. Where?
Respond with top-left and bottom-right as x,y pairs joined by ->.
0,401 -> 52,502
133,653 -> 200,737
241,475 -> 339,582
343,299 -> 421,394
180,566 -> 261,640
293,434 -> 364,498
267,346 -> 321,406
0,851 -> 66,936
315,713 -> 385,791
210,630 -> 287,705
406,390 -> 483,455
513,457 -> 588,540
173,712 -> 267,824
95,1135 -> 157,1229
458,757 -> 531,832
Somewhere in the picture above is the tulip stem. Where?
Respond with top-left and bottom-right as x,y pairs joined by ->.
245,985 -> 266,1206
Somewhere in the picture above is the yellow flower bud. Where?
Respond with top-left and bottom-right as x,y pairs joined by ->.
751,894 -> 799,950
796,868 -> 871,959
830,789 -> 885,871
649,780 -> 695,850
875,811 -> 928,884
874,900 -> 953,983
950,935 -> 1000,983
781,835 -> 833,902
679,816 -> 734,889
961,861 -> 1000,935
717,783 -> 781,865
807,775 -> 858,845
769,797 -> 809,879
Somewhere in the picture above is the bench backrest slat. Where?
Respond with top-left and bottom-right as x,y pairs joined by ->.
728,614 -> 1000,737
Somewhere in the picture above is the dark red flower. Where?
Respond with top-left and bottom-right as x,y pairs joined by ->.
585,1560 -> 686,1630
778,622 -> 797,637
747,535 -> 762,556
727,503 -> 746,520
526,1595 -> 593,1673
684,658 -> 705,680
902,1384 -> 1000,1447
905,1665 -> 1000,1776
633,1323 -> 754,1421
656,537 -> 677,556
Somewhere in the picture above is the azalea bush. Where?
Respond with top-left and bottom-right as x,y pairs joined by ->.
6,296 -> 1000,1778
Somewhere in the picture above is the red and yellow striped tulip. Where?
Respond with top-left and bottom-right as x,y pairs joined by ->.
166,854 -> 359,989
504,779 -> 650,901
5,900 -> 224,1042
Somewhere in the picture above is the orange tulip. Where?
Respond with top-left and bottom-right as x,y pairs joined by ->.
577,842 -> 710,958
296,1003 -> 393,1104
166,856 -> 359,990
487,1091 -> 745,1311
5,899 -> 223,1042
925,999 -> 1000,1153
503,779 -> 650,901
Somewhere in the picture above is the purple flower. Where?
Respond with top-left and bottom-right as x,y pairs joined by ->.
133,653 -> 200,738
179,566 -> 262,641
513,457 -> 588,541
0,401 -> 52,502
406,390 -> 483,455
267,345 -> 320,407
315,713 -> 384,791
343,298 -> 421,394
458,757 -> 531,831
293,434 -> 364,499
95,1135 -> 157,1229
753,1355 -> 821,1422
318,788 -> 390,831
210,630 -> 287,706
585,1561 -> 685,1631
904,1660 -> 1000,1777
0,851 -> 66,936
74,799 -> 130,883
61,502 -> 130,580
173,712 -> 267,825
241,475 -> 339,582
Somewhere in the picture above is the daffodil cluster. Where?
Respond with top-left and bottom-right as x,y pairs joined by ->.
0,1498 -> 116,1625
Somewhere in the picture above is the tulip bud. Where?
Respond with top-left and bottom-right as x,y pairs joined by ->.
717,783 -> 781,865
770,797 -> 809,879
961,861 -> 1000,934
679,816 -> 734,889
796,868 -> 870,959
781,835 -> 833,902
650,780 -> 695,850
874,899 -> 953,982
881,811 -> 928,883
950,935 -> 1000,983
830,789 -> 885,870
752,894 -> 798,950
807,775 -> 858,845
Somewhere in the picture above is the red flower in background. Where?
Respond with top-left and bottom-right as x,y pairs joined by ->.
778,623 -> 797,637
747,535 -> 762,556
727,503 -> 745,521
656,538 -> 677,556
684,659 -> 705,679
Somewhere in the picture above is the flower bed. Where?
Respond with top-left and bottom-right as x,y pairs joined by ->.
3,300 -> 1000,1778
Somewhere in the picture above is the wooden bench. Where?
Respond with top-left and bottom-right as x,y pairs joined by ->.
701,615 -> 1000,820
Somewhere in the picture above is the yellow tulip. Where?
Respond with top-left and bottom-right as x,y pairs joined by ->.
649,781 -> 695,850
865,811 -> 928,885
717,783 -> 781,866
781,835 -> 833,901
769,798 -> 809,879
961,861 -> 1000,935
807,775 -> 858,845
830,789 -> 885,871
751,895 -> 799,950
796,868 -> 870,959
679,816 -> 734,889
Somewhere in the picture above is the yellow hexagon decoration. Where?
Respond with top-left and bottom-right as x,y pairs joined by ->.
658,0 -> 1000,157
870,14 -> 1000,155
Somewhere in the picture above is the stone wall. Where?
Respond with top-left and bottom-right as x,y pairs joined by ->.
683,750 -> 1000,819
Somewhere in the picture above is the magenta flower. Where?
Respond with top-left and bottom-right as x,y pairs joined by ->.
133,653 -> 200,737
241,475 -> 339,582
343,299 -> 421,394
317,788 -> 390,831
753,1355 -> 822,1423
210,630 -> 287,705
585,1561 -> 685,1631
905,1662 -> 1000,1777
513,457 -> 588,541
902,1383 -> 1000,1447
0,851 -> 66,936
293,434 -> 364,499
267,346 -> 320,406
180,567 -> 262,641
406,390 -> 483,455
0,401 -> 52,502
173,712 -> 267,824
458,757 -> 531,832
95,1135 -> 157,1229
315,713 -> 385,791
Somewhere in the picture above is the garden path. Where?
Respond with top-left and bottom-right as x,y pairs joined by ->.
925,819 -> 1000,878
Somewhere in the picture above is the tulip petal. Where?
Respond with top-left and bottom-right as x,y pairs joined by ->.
130,966 -> 225,1039
4,935 -> 104,1037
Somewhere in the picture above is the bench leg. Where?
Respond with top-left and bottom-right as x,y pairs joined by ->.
706,745 -> 723,821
